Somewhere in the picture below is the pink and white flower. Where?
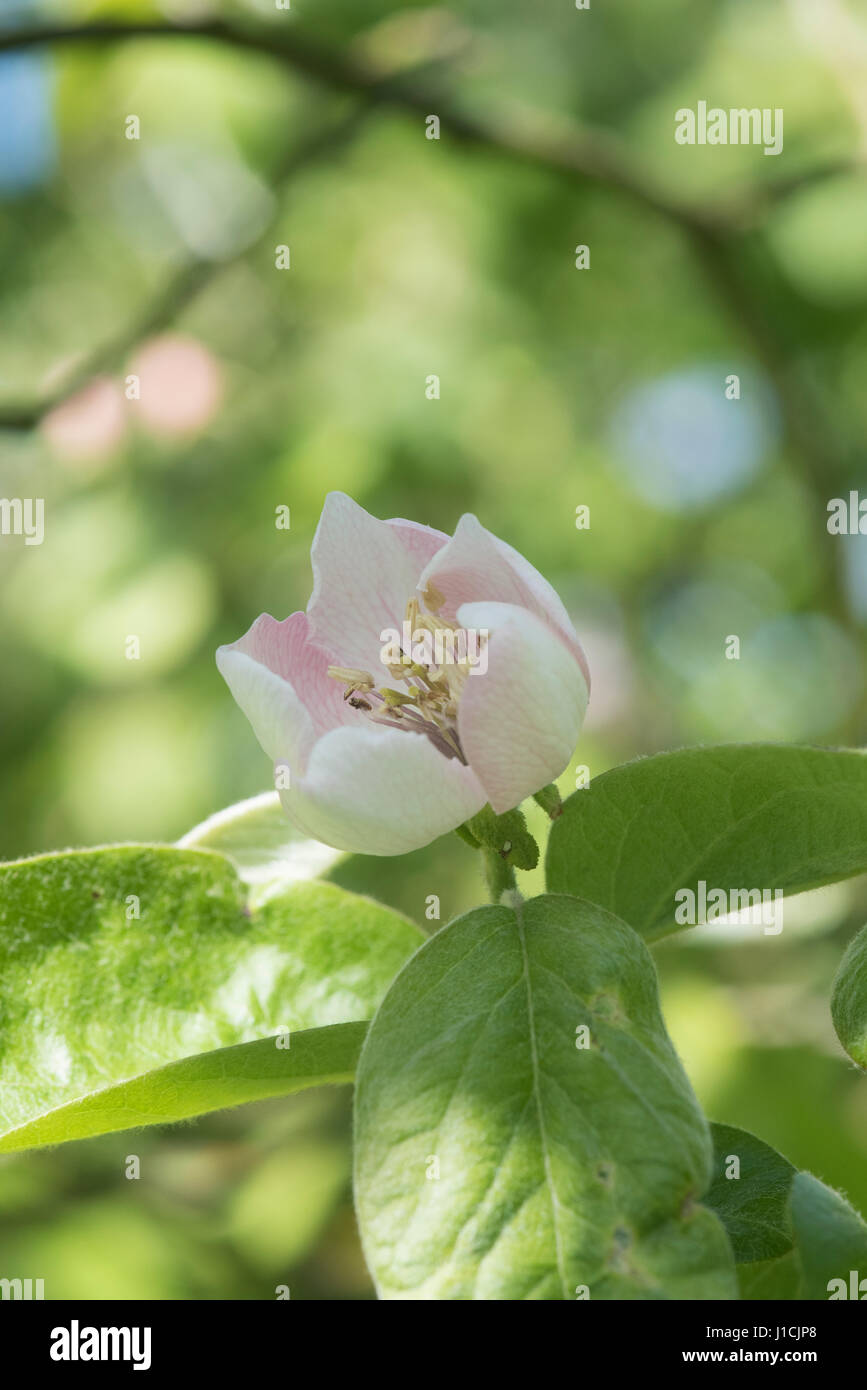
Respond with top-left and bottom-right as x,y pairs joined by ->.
217,493 -> 589,855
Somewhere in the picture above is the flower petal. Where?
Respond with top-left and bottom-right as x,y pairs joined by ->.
455,600 -> 589,814
307,492 -> 448,673
278,722 -> 487,856
387,515 -> 450,573
418,513 -> 590,686
216,611 -> 351,770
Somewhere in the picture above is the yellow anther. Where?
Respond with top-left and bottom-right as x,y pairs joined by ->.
422,581 -> 446,614
330,588 -> 470,765
416,610 -> 457,635
380,687 -> 416,708
385,663 -> 414,683
327,666 -> 374,688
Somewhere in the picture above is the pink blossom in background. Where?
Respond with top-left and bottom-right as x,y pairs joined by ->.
132,334 -> 223,438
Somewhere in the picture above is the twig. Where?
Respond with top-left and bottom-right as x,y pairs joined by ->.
0,31 -> 437,431
0,18 -> 831,234
0,12 -> 860,605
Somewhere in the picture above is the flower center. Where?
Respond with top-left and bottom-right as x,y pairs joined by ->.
328,584 -> 481,765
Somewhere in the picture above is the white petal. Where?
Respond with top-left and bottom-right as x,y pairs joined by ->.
418,513 -> 590,685
279,723 -> 487,856
216,611 -> 351,770
456,600 -> 589,814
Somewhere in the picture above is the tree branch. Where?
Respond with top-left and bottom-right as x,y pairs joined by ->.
0,11 -> 859,551
0,17 -> 822,236
0,101 -> 376,431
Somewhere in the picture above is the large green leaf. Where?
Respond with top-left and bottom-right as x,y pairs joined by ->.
705,1123 -> 867,1299
354,892 -> 736,1300
0,1021 -> 366,1154
0,846 -> 422,1150
831,922 -> 867,1068
546,745 -> 867,941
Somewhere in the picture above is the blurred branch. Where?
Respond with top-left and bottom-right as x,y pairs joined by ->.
686,221 -> 867,746
730,159 -> 862,228
687,224 -> 853,616
0,19 -> 862,742
0,13 -> 861,490
0,260 -> 213,432
0,18 -> 850,234
0,105 -> 373,430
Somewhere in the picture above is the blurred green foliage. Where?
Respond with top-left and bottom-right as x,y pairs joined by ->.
1,0 -> 866,1299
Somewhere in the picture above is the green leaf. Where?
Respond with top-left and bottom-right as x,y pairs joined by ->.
463,804 -> 539,870
831,922 -> 867,1068
0,1022 -> 366,1155
705,1122 -> 796,1264
705,1122 -> 867,1299
790,1172 -> 867,1300
0,846 -> 422,1151
546,745 -> 867,941
737,1250 -> 803,1300
354,892 -> 737,1300
178,791 -> 344,896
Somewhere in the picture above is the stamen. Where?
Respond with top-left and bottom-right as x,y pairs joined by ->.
327,594 -> 474,765
380,688 -> 416,708
327,666 -> 374,687
422,580 -> 446,614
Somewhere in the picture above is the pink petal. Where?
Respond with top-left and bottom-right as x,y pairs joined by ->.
387,515 -> 450,573
216,611 -> 352,770
306,493 -> 448,674
279,722 -> 487,856
418,513 -> 590,687
455,601 -> 589,814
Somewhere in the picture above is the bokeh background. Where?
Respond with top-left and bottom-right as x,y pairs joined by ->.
1,0 -> 867,1298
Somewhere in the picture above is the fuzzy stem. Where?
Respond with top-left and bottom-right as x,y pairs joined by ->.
532,783 -> 563,818
482,846 -> 517,902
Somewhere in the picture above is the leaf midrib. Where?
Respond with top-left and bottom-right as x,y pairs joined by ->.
513,895 -> 570,1302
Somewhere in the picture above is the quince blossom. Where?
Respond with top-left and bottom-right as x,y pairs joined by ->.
217,493 -> 589,855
